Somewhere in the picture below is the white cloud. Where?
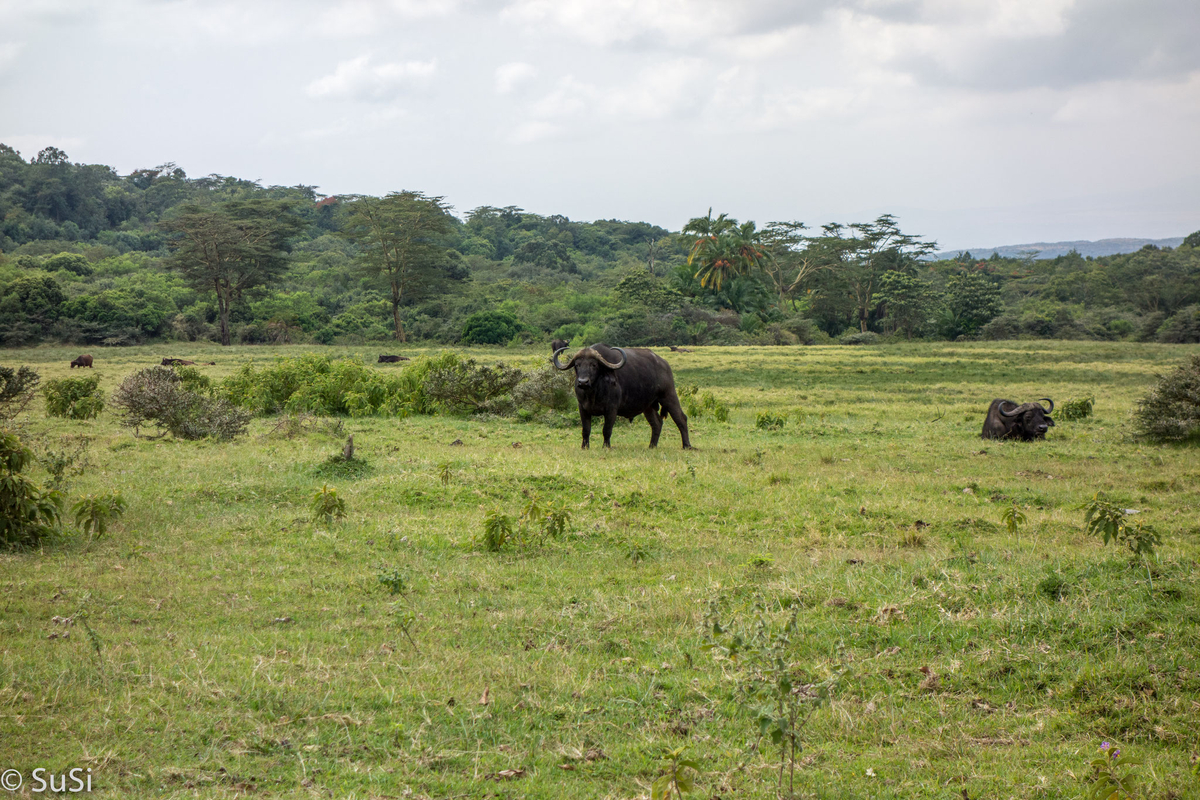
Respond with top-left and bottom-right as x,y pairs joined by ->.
502,0 -> 731,48
306,55 -> 437,101
509,58 -> 709,141
495,62 -> 537,94
0,41 -> 23,72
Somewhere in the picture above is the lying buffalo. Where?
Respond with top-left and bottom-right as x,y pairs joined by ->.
70,354 -> 93,368
982,398 -> 1055,441
377,355 -> 409,363
553,343 -> 690,449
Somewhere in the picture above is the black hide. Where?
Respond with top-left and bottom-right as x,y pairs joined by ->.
981,399 -> 1055,441
556,343 -> 691,449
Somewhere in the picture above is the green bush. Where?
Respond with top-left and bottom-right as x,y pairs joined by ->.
221,353 -> 455,417
511,365 -> 575,413
44,375 -> 105,419
839,330 -> 882,345
0,365 -> 39,422
72,492 -> 127,540
1057,396 -> 1094,422
423,357 -> 523,414
755,410 -> 787,430
171,365 -> 212,395
112,367 -> 250,440
1132,355 -> 1200,443
311,484 -> 346,524
461,310 -> 522,345
0,429 -> 63,549
685,390 -> 729,422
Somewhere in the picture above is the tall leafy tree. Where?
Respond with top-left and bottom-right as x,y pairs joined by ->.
808,215 -> 937,332
160,199 -> 304,345
341,191 -> 461,342
943,271 -> 1003,337
682,210 -> 768,291
875,270 -> 936,339
760,221 -> 830,310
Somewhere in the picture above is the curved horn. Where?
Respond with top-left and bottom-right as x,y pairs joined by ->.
1038,397 -> 1054,414
997,400 -> 1022,418
552,347 -> 578,370
594,347 -> 627,370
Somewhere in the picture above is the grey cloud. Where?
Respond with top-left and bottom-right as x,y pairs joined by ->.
895,0 -> 1200,91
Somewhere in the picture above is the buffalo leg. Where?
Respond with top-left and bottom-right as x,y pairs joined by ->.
661,395 -> 692,449
644,407 -> 663,448
580,412 -> 591,449
602,411 -> 618,448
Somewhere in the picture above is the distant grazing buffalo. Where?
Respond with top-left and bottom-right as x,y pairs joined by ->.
69,354 -> 93,369
982,398 -> 1055,441
377,355 -> 409,363
553,343 -> 690,449
162,358 -> 195,366
550,339 -> 569,355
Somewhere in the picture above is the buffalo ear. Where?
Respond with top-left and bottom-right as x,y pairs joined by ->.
1047,417 -> 1055,426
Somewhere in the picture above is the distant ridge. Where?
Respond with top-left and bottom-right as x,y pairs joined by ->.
936,236 -> 1186,260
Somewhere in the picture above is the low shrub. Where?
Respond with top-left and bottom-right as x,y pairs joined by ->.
72,492 -> 127,541
755,411 -> 787,430
171,365 -> 213,395
112,367 -> 250,440
0,365 -> 39,422
1057,396 -> 1095,421
0,429 -> 63,549
839,330 -> 882,345
311,484 -> 346,524
461,310 -> 523,345
1132,355 -> 1200,443
1082,493 -> 1161,557
44,375 -> 105,419
221,353 -> 456,417
685,390 -> 729,422
511,364 -> 575,413
423,357 -> 523,414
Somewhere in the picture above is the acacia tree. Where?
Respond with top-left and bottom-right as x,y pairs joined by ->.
760,221 -> 831,310
341,191 -> 460,342
808,215 -> 938,332
160,200 -> 303,345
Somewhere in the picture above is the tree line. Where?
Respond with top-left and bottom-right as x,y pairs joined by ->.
2,143 -> 1199,349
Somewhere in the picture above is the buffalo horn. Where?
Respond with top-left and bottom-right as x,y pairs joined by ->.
1038,397 -> 1054,414
997,401 -> 1021,418
594,347 -> 627,370
552,348 -> 578,370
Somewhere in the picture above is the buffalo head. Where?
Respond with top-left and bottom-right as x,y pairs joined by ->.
996,398 -> 1055,439
553,345 -> 627,390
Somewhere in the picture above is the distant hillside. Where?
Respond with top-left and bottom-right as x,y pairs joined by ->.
937,236 -> 1186,260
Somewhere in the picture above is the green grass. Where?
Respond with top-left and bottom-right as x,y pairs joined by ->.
2,340 -> 1200,799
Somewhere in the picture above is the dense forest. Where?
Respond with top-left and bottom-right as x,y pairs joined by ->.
2,143 -> 1199,349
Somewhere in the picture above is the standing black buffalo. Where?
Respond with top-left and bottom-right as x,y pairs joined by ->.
553,343 -> 691,449
982,398 -> 1055,440
550,338 -> 569,354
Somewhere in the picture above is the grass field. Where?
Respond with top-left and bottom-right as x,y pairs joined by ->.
2,340 -> 1199,799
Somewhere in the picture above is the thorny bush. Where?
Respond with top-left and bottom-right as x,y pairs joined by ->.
112,366 -> 250,441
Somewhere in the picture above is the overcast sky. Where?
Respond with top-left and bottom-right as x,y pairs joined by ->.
2,0 -> 1198,249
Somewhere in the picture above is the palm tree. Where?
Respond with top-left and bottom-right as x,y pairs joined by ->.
682,210 -> 766,291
